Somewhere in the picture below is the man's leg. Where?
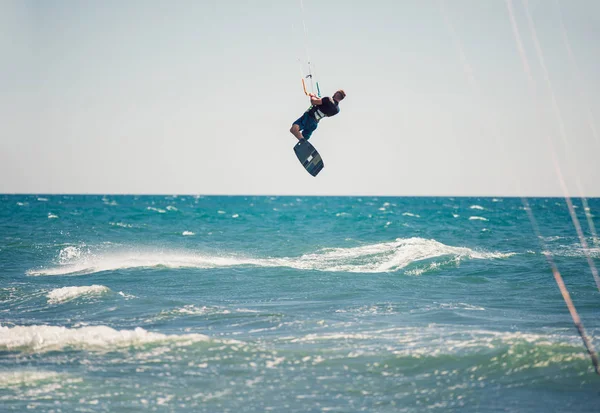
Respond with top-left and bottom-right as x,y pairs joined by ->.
290,123 -> 305,141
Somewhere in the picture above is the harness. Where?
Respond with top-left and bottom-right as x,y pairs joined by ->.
309,107 -> 328,121
306,98 -> 339,121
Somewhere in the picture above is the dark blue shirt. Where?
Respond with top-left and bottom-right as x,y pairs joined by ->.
317,97 -> 339,117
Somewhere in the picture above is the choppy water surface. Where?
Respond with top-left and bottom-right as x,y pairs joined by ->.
1,195 -> 599,412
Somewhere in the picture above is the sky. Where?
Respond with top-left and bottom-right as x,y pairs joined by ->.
1,0 -> 599,196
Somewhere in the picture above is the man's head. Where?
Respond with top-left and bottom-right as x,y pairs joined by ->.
333,89 -> 346,102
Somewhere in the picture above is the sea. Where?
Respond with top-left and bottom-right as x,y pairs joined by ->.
1,195 -> 599,412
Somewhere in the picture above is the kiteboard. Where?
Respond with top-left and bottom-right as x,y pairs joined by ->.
294,139 -> 324,177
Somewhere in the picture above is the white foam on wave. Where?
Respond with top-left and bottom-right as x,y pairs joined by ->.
277,326 -> 583,361
543,244 -> 600,259
102,197 -> 118,206
0,370 -> 67,388
284,238 -> 513,273
405,261 -> 448,276
27,238 -> 515,276
150,305 -> 234,322
470,205 -> 485,210
118,291 -> 137,299
0,325 -> 209,353
469,216 -> 488,221
152,305 -> 260,322
110,222 -> 133,228
27,247 -> 266,276
59,245 -> 84,263
47,285 -> 110,304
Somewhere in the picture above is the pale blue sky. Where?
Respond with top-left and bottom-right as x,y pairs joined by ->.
1,0 -> 599,196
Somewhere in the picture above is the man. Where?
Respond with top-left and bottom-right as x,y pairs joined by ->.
290,89 -> 346,141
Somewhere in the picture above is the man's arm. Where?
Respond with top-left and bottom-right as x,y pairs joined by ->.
309,93 -> 322,105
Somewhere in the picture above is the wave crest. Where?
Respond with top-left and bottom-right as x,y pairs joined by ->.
27,238 -> 514,276
0,325 -> 209,353
47,285 -> 110,304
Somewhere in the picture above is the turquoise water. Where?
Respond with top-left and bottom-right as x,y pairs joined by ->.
1,195 -> 599,412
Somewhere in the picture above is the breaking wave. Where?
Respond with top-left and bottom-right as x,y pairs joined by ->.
0,325 -> 209,354
27,238 -> 515,277
47,285 -> 110,304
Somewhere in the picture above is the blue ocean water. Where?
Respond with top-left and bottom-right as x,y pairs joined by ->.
1,195 -> 599,412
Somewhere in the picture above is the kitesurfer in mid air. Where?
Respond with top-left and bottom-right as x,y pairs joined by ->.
290,89 -> 346,141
